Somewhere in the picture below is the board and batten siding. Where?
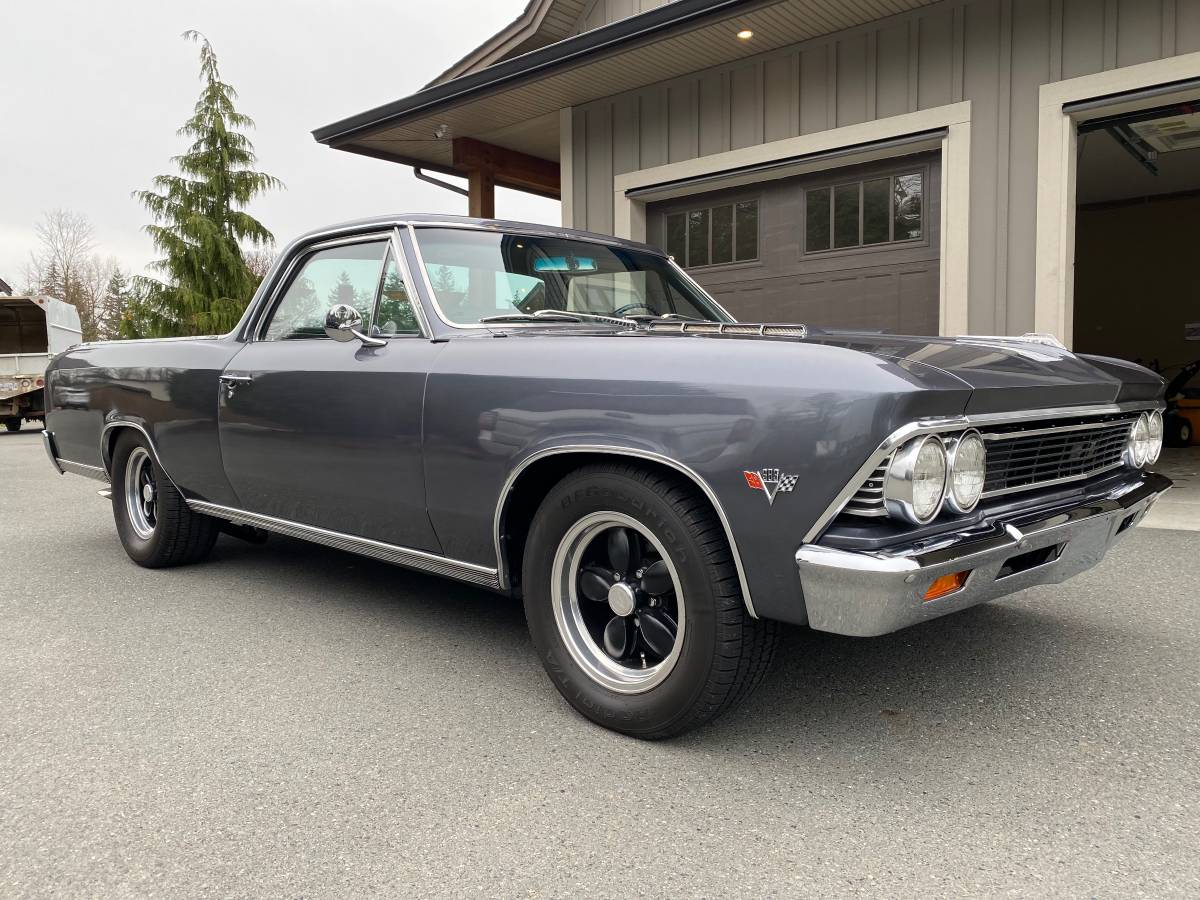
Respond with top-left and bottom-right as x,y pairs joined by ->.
572,0 -> 674,34
568,0 -> 1200,335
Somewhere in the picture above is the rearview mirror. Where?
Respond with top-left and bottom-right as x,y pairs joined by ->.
324,304 -> 385,347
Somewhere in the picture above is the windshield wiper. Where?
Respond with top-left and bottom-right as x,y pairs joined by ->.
478,311 -> 582,324
481,309 -> 642,328
624,312 -> 710,323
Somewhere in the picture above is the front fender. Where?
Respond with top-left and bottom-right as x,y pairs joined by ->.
424,335 -> 971,625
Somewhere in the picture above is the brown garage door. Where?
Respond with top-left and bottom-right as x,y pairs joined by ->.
646,151 -> 940,334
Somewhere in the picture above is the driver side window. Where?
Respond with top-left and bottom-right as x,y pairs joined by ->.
263,240 -> 387,341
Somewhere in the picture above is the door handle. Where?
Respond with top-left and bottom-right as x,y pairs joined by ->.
219,374 -> 252,397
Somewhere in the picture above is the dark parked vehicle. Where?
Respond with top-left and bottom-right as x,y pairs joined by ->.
42,215 -> 1170,737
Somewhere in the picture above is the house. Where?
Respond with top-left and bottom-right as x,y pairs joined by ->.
313,0 -> 1200,369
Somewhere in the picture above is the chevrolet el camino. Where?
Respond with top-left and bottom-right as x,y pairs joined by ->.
42,215 -> 1171,738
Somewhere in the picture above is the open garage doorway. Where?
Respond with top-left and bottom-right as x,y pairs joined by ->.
1073,100 -> 1200,458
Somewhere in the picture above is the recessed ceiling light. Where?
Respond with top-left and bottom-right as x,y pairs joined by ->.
736,29 -> 754,40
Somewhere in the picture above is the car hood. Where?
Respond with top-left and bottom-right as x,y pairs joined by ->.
485,325 -> 1164,415
808,333 -> 1160,413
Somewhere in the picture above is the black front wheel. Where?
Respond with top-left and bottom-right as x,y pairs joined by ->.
522,463 -> 778,739
3,417 -> 22,432
111,430 -> 219,568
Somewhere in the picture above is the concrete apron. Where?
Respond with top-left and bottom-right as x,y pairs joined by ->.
1142,447 -> 1200,531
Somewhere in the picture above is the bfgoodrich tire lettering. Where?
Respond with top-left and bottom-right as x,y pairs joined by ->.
111,430 -> 219,568
522,462 -> 778,739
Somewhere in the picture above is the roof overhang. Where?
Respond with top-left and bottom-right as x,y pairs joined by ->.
313,0 -> 939,188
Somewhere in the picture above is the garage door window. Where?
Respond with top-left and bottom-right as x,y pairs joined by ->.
805,172 -> 923,253
665,200 -> 758,268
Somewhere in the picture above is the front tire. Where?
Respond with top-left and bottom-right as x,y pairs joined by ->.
3,417 -> 21,432
522,463 -> 778,739
111,430 -> 218,568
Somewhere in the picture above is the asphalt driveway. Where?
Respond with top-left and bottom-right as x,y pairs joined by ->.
1,430 -> 1197,897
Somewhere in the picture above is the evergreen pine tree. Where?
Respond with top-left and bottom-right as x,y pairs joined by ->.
134,30 -> 281,336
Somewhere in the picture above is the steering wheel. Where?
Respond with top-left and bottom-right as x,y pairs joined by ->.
612,302 -> 657,317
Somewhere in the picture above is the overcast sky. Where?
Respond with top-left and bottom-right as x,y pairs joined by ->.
0,0 -> 558,286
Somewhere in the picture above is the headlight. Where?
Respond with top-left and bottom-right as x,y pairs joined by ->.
1146,410 -> 1163,466
946,430 -> 987,513
1126,413 -> 1152,468
884,435 -> 948,524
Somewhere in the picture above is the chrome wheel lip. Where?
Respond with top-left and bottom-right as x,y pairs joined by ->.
550,511 -> 685,695
124,446 -> 157,540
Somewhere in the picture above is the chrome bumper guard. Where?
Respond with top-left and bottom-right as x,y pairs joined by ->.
795,473 -> 1171,637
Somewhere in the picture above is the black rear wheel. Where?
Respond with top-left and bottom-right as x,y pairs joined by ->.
111,430 -> 219,568
3,417 -> 22,432
522,463 -> 778,739
1166,414 -> 1193,447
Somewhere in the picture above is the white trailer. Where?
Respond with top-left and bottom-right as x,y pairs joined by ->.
0,295 -> 83,431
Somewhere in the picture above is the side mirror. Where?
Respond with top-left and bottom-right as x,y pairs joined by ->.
324,304 -> 385,347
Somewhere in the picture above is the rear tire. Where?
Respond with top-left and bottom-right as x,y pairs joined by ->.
3,417 -> 21,432
522,463 -> 778,739
111,430 -> 219,568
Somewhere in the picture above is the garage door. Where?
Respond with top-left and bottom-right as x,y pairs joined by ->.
646,151 -> 940,334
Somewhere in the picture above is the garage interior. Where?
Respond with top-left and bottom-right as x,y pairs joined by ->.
1072,97 -> 1200,528
1073,99 -> 1200,457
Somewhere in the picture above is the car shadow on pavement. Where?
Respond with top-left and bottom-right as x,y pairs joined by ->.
184,529 -> 1115,747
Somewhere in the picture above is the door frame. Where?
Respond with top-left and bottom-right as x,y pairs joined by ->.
611,102 -> 973,336
1034,51 -> 1200,347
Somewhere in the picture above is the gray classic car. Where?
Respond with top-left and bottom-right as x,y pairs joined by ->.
42,215 -> 1170,738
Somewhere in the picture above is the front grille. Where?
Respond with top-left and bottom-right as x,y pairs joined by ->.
979,416 -> 1135,497
840,412 -> 1139,518
842,457 -> 890,517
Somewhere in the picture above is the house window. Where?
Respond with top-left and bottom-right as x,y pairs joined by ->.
665,200 -> 759,267
804,171 -> 923,252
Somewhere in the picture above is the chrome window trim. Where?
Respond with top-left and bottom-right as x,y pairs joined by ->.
405,223 -> 736,332
186,500 -> 500,589
248,232 -> 421,342
804,400 -> 1164,544
492,444 -> 758,618
383,227 -> 432,339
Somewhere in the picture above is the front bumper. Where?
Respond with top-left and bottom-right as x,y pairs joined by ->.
795,472 -> 1171,637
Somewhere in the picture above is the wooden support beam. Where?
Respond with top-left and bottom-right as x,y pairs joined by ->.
452,137 -> 560,199
468,168 -> 496,219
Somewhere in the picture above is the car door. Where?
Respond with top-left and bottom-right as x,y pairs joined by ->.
217,232 -> 444,552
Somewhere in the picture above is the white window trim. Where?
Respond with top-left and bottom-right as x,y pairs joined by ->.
612,102 -> 973,336
1034,51 -> 1200,346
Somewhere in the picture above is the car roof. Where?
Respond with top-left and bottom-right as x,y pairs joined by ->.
293,214 -> 667,257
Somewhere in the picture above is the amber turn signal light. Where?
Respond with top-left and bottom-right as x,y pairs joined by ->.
923,570 -> 969,601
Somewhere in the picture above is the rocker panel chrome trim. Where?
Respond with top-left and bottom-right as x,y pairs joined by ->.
186,500 -> 501,589
58,459 -> 108,481
493,444 -> 758,618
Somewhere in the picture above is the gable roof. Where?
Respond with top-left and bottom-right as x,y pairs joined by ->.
315,0 -> 939,179
428,0 -> 592,87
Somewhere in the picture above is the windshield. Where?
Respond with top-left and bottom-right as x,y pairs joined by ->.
412,227 -> 731,326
